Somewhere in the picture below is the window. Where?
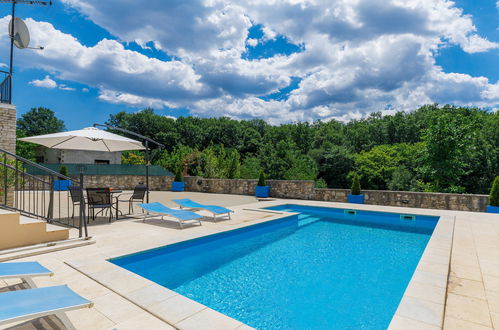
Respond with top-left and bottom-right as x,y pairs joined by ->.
94,159 -> 110,165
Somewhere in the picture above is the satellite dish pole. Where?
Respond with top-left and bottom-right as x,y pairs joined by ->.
0,0 -> 52,104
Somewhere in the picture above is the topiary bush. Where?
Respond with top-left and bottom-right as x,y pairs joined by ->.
489,176 -> 499,207
59,165 -> 68,177
351,173 -> 361,195
257,171 -> 266,186
174,167 -> 183,182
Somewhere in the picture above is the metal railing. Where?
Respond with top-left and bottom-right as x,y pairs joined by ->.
0,148 -> 88,237
0,71 -> 11,104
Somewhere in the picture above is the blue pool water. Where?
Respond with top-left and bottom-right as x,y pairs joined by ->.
111,205 -> 438,329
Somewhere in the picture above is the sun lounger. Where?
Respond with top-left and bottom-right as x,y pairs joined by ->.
139,202 -> 203,228
0,285 -> 92,330
172,199 -> 233,222
0,262 -> 53,288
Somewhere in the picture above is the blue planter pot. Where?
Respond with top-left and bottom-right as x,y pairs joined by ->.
172,181 -> 185,192
54,179 -> 71,191
486,205 -> 499,214
347,194 -> 365,204
255,185 -> 270,198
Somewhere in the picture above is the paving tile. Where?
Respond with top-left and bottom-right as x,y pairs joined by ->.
443,316 -> 492,329
416,260 -> 449,275
66,306 -> 115,330
411,270 -> 448,288
445,293 -> 492,327
478,261 -> 499,277
148,294 -> 206,325
448,277 -> 486,300
92,292 -> 145,323
450,263 -> 483,281
124,284 -> 178,308
482,275 -> 499,293
389,315 -> 440,330
106,312 -> 175,330
176,307 -> 243,330
395,296 -> 444,327
404,281 -> 446,305
485,290 -> 499,314
491,312 -> 499,329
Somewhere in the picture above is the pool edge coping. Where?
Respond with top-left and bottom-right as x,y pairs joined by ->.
66,201 -> 455,329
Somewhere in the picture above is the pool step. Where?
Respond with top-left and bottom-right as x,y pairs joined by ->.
298,215 -> 321,227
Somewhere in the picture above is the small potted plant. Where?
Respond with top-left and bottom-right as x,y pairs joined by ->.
486,176 -> 499,213
54,165 -> 72,191
347,173 -> 364,204
255,171 -> 270,198
171,167 -> 184,192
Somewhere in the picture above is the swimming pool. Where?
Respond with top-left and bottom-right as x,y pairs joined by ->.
111,204 -> 439,329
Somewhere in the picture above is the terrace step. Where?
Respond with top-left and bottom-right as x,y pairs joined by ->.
0,210 -> 69,250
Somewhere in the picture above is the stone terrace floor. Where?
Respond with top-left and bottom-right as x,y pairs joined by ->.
0,192 -> 498,329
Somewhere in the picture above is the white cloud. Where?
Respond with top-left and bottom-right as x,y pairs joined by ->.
58,84 -> 76,91
29,75 -> 57,88
2,0 -> 499,123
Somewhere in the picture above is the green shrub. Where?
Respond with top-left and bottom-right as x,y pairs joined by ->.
315,178 -> 327,188
489,176 -> 499,207
59,165 -> 68,177
174,167 -> 183,182
257,171 -> 266,186
351,173 -> 361,195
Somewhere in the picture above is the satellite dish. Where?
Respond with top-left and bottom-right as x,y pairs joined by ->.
8,17 -> 30,49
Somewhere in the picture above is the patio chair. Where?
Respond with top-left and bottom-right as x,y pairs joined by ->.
172,198 -> 233,221
0,262 -> 53,288
116,185 -> 147,214
68,186 -> 83,219
86,188 -> 114,223
139,202 -> 203,228
0,285 -> 92,330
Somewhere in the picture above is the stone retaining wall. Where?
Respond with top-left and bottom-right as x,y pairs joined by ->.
74,175 -> 174,191
184,176 -> 489,212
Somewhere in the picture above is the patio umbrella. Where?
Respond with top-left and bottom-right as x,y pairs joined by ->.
18,127 -> 146,152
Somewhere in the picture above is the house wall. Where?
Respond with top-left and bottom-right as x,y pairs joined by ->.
0,103 -> 16,154
43,149 -> 122,164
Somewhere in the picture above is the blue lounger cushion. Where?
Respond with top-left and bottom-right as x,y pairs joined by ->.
172,199 -> 233,215
0,262 -> 52,279
139,202 -> 203,221
0,285 -> 91,324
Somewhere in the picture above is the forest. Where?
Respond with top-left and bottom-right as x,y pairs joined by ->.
16,104 -> 498,194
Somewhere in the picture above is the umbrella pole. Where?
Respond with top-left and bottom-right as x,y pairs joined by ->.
145,140 -> 149,203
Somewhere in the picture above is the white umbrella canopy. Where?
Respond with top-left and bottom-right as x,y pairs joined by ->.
18,127 -> 146,152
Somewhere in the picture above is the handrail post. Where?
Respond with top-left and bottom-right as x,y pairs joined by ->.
3,153 -> 7,205
47,176 -> 54,220
79,172 -> 87,238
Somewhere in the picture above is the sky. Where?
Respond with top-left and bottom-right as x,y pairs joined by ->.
0,0 -> 498,129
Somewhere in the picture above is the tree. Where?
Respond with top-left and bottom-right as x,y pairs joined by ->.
121,152 -> 146,165
420,110 -> 474,192
17,107 -> 65,136
227,150 -> 241,179
489,176 -> 499,207
351,173 -> 361,195
240,157 -> 262,179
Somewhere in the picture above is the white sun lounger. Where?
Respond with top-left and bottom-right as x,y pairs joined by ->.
172,198 -> 234,221
0,285 -> 92,330
0,262 -> 53,288
139,202 -> 203,228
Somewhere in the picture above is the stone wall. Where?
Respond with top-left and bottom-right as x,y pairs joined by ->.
184,177 -> 490,212
73,175 -> 174,191
0,103 -> 16,154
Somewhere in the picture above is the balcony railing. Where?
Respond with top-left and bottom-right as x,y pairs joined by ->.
0,71 -> 11,104
0,148 -> 88,237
